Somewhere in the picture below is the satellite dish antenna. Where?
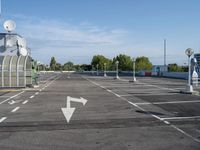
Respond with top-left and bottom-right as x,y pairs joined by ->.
19,48 -> 28,56
3,20 -> 16,32
17,37 -> 26,48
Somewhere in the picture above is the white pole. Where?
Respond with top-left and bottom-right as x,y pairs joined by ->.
116,61 -> 119,79
188,56 -> 191,86
133,58 -> 136,82
104,63 -> 107,77
185,48 -> 194,92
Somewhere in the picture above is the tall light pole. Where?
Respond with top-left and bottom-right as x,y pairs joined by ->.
185,48 -> 194,92
132,58 -> 136,82
104,63 -> 107,77
96,64 -> 99,76
115,61 -> 119,79
164,39 -> 167,71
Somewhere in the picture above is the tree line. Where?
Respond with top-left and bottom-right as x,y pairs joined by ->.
48,54 -> 153,71
43,54 -> 187,72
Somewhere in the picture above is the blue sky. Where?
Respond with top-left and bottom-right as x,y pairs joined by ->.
1,0 -> 200,65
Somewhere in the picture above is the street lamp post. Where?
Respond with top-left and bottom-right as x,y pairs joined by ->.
185,48 -> 194,92
132,58 -> 136,82
96,64 -> 99,76
115,61 -> 119,79
104,63 -> 107,77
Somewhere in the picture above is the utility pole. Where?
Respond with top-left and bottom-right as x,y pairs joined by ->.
0,0 -> 2,17
164,39 -> 167,67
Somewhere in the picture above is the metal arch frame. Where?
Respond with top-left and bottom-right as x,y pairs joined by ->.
1,55 -> 7,87
0,55 -> 32,87
9,56 -> 14,87
24,55 -> 29,86
16,55 -> 22,87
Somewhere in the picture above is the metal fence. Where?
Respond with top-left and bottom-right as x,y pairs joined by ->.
0,55 -> 32,87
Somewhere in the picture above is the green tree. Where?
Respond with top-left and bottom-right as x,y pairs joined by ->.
136,56 -> 153,71
113,54 -> 133,71
63,61 -> 74,71
168,63 -> 184,72
50,57 -> 56,71
55,63 -> 62,71
91,55 -> 112,70
80,64 -> 92,71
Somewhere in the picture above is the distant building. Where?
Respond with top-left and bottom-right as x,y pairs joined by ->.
194,53 -> 200,74
152,65 -> 168,76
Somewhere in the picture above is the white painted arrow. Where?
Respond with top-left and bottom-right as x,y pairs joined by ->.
61,96 -> 88,123
8,100 -> 16,105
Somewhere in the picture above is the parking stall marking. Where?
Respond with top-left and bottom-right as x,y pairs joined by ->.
85,77 -> 200,143
134,100 -> 200,105
29,95 -> 35,99
0,117 -> 7,123
161,116 -> 200,121
22,100 -> 28,104
0,91 -> 25,105
11,107 -> 20,113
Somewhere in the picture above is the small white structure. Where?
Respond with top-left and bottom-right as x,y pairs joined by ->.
191,58 -> 198,86
152,65 -> 168,76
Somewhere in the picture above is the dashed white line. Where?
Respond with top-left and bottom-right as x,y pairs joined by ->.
29,95 -> 34,99
11,107 -> 20,113
35,92 -> 39,95
164,121 -> 170,125
22,100 -> 28,104
0,91 -> 25,105
0,117 -> 7,123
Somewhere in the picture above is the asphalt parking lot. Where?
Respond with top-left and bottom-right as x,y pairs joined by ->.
0,72 -> 199,150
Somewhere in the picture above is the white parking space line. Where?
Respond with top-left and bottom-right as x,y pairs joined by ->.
119,79 -> 179,92
11,107 -> 20,113
29,95 -> 35,99
0,96 -> 14,98
135,100 -> 200,105
22,100 -> 28,104
161,116 -> 200,120
85,77 -> 200,143
0,117 -> 7,123
170,124 -> 200,143
119,78 -> 129,82
0,91 -> 25,105
164,121 -> 170,125
119,94 -> 133,97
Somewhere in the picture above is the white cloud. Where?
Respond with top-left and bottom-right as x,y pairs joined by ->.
10,15 -> 129,64
2,14 -> 190,65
